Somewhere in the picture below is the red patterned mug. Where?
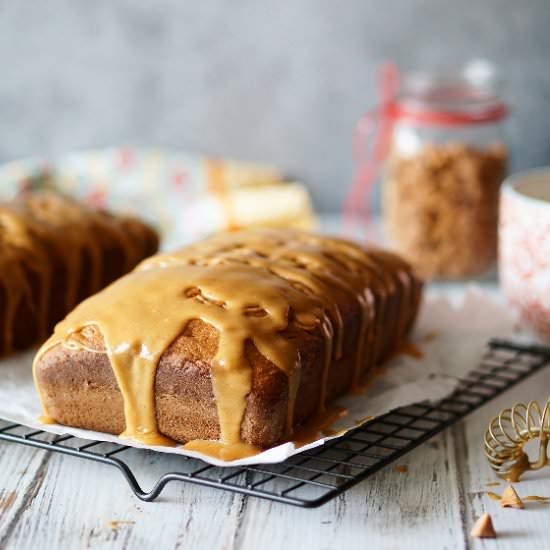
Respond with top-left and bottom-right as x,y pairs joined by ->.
500,168 -> 550,341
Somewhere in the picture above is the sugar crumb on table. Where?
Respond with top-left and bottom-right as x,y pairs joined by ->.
107,520 -> 135,530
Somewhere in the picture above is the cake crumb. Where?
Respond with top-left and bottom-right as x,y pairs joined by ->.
394,464 -> 408,474
471,513 -> 496,538
501,485 -> 524,509
421,330 -> 439,343
107,520 -> 135,530
485,481 -> 500,487
524,495 -> 550,503
0,491 -> 17,513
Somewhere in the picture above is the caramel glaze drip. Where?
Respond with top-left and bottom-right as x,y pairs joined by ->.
0,191 -> 158,356
35,228 -> 421,455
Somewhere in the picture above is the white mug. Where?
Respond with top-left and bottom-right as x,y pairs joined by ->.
500,167 -> 550,341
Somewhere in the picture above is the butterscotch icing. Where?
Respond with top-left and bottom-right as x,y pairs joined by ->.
35,228 -> 419,453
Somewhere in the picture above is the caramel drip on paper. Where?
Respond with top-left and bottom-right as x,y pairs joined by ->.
183,440 -> 262,461
35,228 -> 420,456
287,404 -> 348,448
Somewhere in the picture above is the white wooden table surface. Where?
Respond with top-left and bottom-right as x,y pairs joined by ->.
1,284 -> 550,549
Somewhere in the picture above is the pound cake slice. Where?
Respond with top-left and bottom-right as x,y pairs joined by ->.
33,229 -> 422,457
0,191 -> 159,356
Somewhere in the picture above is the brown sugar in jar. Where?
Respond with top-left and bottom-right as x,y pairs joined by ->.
383,142 -> 507,279
343,62 -> 513,280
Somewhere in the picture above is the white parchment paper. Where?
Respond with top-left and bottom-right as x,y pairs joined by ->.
0,286 -> 518,467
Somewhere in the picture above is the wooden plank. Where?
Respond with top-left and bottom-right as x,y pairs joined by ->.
2,447 -> 241,549
0,429 -> 466,550
0,441 -> 51,546
1,392 -> 546,550
3,380 -> 549,550
236,431 -> 465,550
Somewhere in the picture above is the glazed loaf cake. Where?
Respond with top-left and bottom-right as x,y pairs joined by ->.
0,191 -> 159,356
34,229 -> 422,455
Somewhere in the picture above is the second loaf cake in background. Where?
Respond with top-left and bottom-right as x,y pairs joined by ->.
0,191 -> 159,356
33,229 -> 422,455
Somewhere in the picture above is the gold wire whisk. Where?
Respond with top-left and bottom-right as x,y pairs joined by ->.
484,398 -> 550,482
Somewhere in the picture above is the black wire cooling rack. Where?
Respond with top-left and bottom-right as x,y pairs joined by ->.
1,339 -> 549,508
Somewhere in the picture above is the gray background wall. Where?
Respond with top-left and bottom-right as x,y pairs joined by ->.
0,0 -> 549,211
